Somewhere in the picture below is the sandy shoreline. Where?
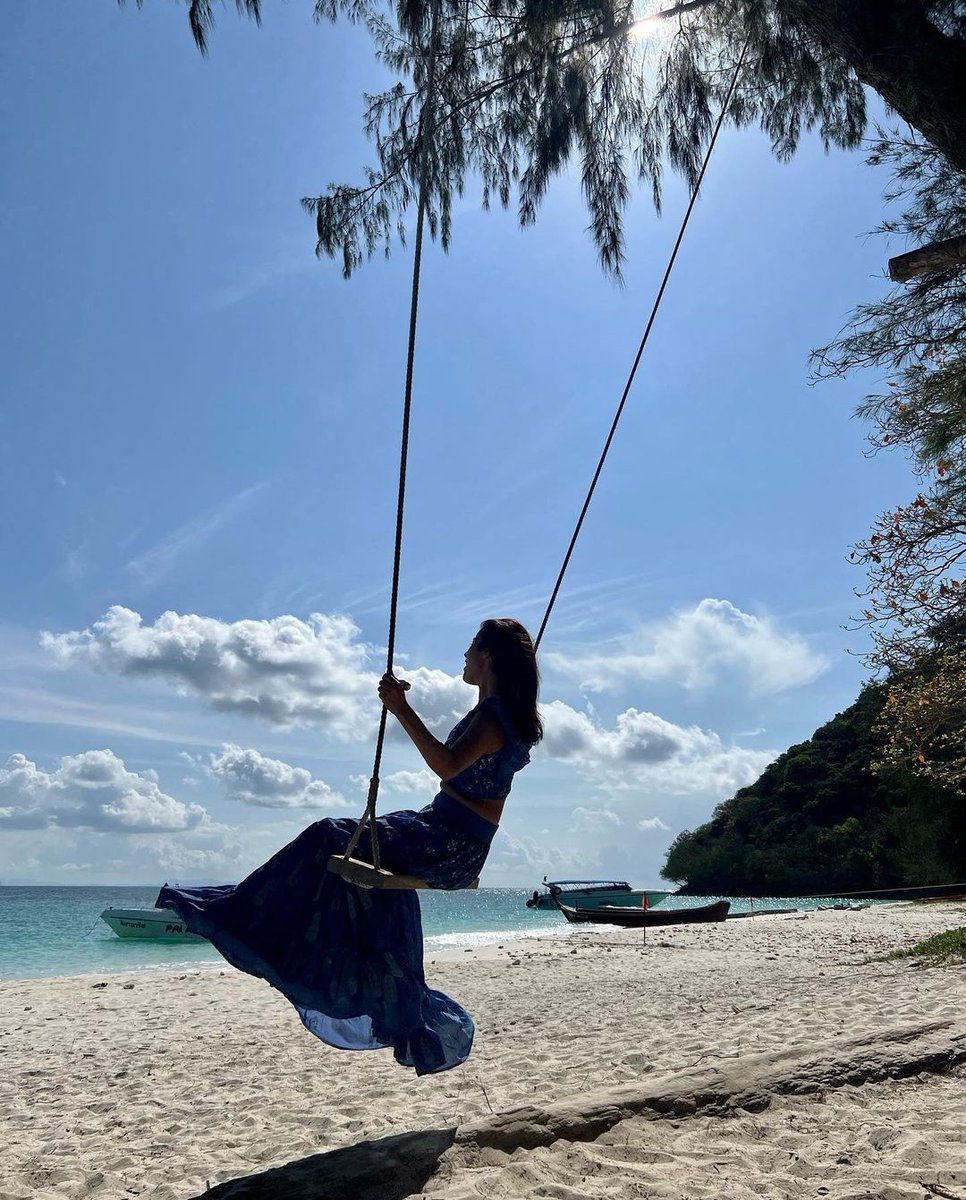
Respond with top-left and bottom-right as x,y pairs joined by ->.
3,903 -> 965,1200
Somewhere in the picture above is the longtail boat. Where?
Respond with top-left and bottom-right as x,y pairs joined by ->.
551,894 -> 730,927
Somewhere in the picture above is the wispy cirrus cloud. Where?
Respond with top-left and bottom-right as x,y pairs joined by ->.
0,682 -> 225,747
61,542 -> 86,584
206,244 -> 313,312
124,483 -> 265,589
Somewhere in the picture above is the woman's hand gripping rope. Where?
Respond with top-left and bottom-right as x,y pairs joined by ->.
378,672 -> 411,716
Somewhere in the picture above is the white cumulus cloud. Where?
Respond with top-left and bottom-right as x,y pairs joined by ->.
547,598 -> 826,694
393,667 -> 475,732
382,768 -> 440,795
541,700 -> 774,796
132,817 -> 310,882
136,833 -> 245,877
570,806 -> 622,833
41,607 -> 479,740
0,750 -> 207,833
483,829 -> 592,879
208,744 -> 348,810
42,606 -> 377,734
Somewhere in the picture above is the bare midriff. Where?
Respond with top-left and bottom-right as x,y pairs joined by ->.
439,780 -> 504,827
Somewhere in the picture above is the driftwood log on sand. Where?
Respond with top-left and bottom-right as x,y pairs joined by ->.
197,1019 -> 966,1200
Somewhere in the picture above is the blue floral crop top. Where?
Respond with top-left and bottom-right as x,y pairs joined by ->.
444,697 -> 531,802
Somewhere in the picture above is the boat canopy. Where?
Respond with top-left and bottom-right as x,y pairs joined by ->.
544,879 -> 632,891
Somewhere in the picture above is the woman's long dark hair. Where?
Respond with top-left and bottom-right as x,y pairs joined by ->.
475,618 -> 543,747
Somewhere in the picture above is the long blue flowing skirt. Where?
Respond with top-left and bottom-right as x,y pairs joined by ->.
156,794 -> 494,1075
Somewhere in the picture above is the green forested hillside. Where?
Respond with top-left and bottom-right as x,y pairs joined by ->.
662,684 -> 966,895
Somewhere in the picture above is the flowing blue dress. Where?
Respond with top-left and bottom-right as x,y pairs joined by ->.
156,697 -> 530,1075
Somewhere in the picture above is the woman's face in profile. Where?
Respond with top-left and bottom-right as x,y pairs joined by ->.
462,634 -> 487,686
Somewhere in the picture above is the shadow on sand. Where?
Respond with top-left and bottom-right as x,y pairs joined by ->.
192,1127 -> 457,1200
192,1019 -> 966,1200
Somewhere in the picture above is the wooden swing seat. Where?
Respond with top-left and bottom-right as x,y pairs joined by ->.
327,854 -> 479,890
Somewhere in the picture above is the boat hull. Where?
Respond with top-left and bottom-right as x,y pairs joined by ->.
100,908 -> 207,942
554,899 -> 730,927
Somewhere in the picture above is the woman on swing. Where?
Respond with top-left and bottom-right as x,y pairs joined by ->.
157,617 -> 542,1075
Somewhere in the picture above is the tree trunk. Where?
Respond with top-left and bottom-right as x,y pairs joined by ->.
889,234 -> 966,281
776,0 -> 966,175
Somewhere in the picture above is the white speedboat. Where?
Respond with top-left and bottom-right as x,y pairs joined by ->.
100,907 -> 206,942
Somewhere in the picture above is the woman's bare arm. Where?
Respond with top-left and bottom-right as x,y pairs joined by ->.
378,674 -> 504,779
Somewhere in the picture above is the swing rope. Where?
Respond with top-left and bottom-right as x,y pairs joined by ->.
337,0 -> 444,876
333,29 -> 749,887
533,35 -> 750,653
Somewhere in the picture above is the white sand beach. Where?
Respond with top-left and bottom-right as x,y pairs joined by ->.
3,902 -> 965,1200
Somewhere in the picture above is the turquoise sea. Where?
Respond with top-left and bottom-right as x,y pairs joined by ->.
0,886 -> 872,981
0,885 -> 570,980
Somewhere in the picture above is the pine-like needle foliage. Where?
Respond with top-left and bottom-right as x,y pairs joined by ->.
812,130 -> 966,789
126,0 -> 263,54
814,132 -> 966,673
125,2 -> 966,277
139,0 -> 864,277
299,0 -> 868,277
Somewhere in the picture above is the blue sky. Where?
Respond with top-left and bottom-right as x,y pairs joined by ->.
1,2 -> 916,887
